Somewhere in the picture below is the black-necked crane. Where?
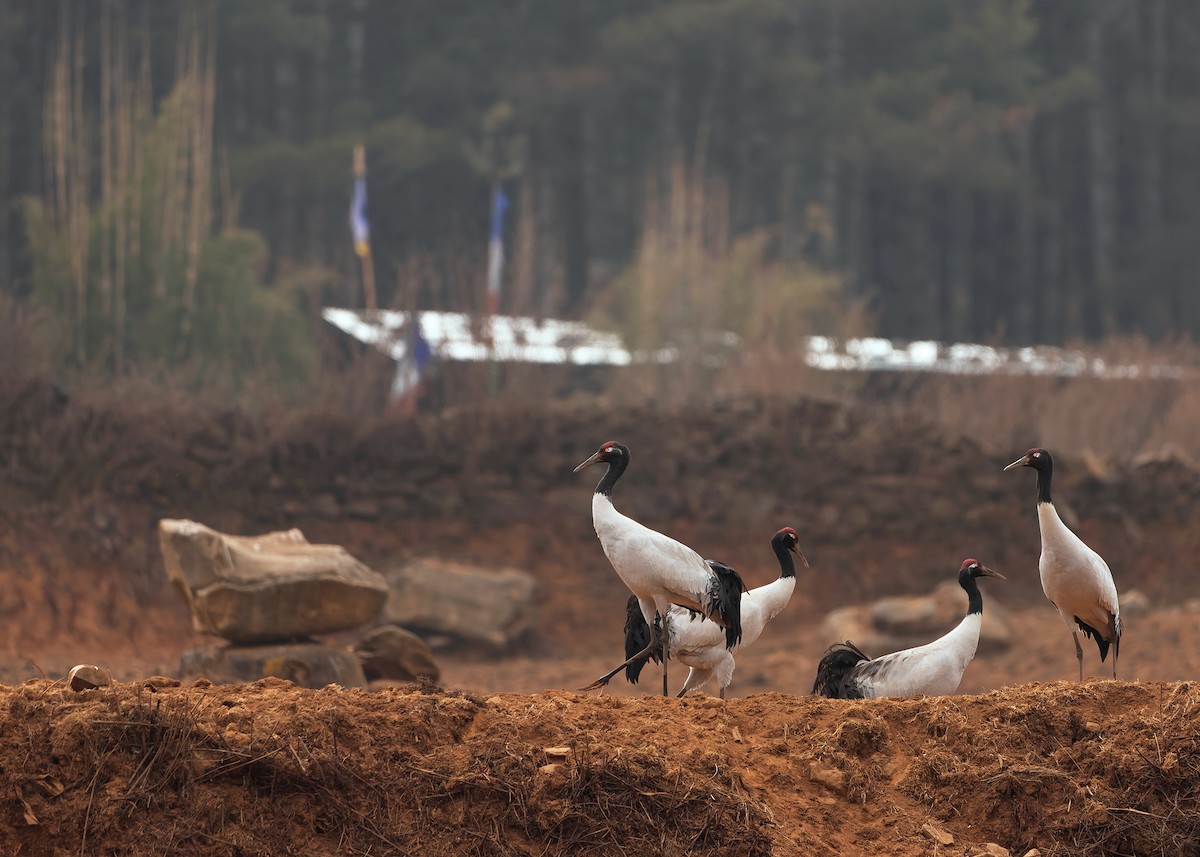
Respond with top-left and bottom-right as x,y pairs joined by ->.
1005,447 -> 1121,681
621,527 -> 807,699
573,441 -> 745,697
812,558 -> 1004,698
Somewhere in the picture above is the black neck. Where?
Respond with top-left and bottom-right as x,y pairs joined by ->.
773,540 -> 796,579
595,455 -> 628,498
959,572 -> 983,616
1035,466 -> 1052,504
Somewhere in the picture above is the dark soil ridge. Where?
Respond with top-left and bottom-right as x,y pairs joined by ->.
1,376 -> 1196,609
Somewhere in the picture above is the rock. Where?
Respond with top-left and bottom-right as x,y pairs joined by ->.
823,580 -> 1012,656
380,559 -> 538,648
354,625 -> 440,682
179,642 -> 367,689
869,592 -> 943,635
808,763 -> 846,795
921,821 -> 954,846
159,519 -> 388,643
1119,588 -> 1151,617
144,676 -> 181,689
976,845 -> 1009,857
1022,850 -> 1042,857
68,664 -> 111,692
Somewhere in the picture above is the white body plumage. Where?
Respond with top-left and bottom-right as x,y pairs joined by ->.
666,570 -> 796,696
813,559 -> 1004,700
841,612 -> 982,698
625,527 -> 805,698
1005,448 -> 1121,680
592,492 -> 713,624
1036,502 -> 1122,646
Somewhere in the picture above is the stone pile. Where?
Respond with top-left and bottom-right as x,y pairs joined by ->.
161,519 -> 390,688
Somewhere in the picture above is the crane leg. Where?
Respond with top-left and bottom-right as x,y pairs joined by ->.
660,612 -> 669,698
719,687 -> 726,701
1072,630 -> 1084,682
577,639 -> 657,692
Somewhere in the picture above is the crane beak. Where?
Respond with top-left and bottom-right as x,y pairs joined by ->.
792,544 -> 810,568
573,452 -> 604,473
977,565 -> 1006,581
1003,454 -> 1030,471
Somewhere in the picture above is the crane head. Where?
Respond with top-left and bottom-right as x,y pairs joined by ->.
959,558 -> 1005,581
772,527 -> 809,567
1004,447 -> 1052,472
573,441 -> 629,473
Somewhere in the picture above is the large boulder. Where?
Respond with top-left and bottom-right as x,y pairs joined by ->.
160,519 -> 388,643
380,559 -> 538,649
821,580 -> 1013,657
179,642 -> 367,688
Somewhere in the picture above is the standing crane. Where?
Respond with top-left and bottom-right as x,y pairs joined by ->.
573,441 -> 745,697
812,559 -> 1004,698
619,526 -> 806,699
1005,447 -> 1121,680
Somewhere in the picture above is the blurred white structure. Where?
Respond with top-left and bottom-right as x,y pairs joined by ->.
322,308 -> 1193,381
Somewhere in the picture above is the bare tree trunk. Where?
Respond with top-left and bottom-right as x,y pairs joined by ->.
1141,0 -> 1165,236
1014,120 -> 1035,343
68,4 -> 89,365
155,11 -> 189,303
560,106 -> 589,313
904,184 -> 932,338
512,172 -> 536,317
1087,13 -> 1117,337
820,0 -> 842,267
942,186 -> 972,342
846,161 -> 865,297
113,3 -> 133,375
46,2 -> 85,361
536,161 -> 559,317
99,0 -> 114,329
348,0 -> 366,92
1042,118 -> 1066,342
0,7 -> 10,295
180,1 -> 217,357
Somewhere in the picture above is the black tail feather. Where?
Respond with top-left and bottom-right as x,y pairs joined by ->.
623,596 -> 659,684
811,640 -> 871,698
705,560 -> 747,650
1074,617 -> 1113,663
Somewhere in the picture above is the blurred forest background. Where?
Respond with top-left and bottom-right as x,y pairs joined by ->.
0,0 -> 1197,408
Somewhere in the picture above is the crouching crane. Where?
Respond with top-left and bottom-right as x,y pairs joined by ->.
812,558 -> 1004,699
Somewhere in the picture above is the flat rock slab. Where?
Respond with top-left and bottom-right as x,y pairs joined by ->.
381,559 -> 538,648
160,519 -> 388,643
822,579 -> 1012,657
179,642 -> 367,688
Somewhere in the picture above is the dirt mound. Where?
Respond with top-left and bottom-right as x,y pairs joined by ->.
3,679 -> 1196,856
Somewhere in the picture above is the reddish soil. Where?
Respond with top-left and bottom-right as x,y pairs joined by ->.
3,679 -> 1198,856
2,377 -> 1200,854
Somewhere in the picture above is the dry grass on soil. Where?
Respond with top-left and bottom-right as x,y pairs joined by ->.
2,678 -> 1198,857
